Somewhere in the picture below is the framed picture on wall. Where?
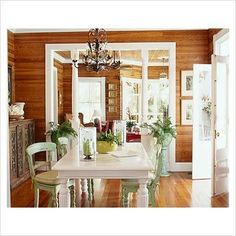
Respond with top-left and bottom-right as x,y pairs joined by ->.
181,99 -> 193,125
181,70 -> 193,96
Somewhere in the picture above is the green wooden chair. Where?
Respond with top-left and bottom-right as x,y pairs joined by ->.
121,143 -> 162,207
26,142 -> 74,207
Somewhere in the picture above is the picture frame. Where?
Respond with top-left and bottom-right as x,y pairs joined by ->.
181,70 -> 193,96
108,91 -> 117,98
108,83 -> 117,90
181,99 -> 193,125
108,106 -> 117,112
108,98 -> 116,105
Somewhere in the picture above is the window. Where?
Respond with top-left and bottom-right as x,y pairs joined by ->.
122,77 -> 142,124
78,77 -> 105,123
147,78 -> 169,122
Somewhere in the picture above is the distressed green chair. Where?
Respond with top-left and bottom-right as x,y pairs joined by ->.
26,142 -> 74,207
121,143 -> 162,207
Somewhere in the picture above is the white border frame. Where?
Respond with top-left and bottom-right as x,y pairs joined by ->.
78,77 -> 106,122
181,70 -> 193,96
181,99 -> 193,125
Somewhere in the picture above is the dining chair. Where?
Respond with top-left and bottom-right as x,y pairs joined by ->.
120,142 -> 162,207
26,142 -> 74,207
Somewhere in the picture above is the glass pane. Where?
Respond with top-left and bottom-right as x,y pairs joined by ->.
78,82 -> 90,102
90,82 -> 100,101
219,39 -> 229,56
216,62 -> 227,149
78,80 -> 104,123
198,70 -> 211,140
148,50 -> 169,63
147,79 -> 169,121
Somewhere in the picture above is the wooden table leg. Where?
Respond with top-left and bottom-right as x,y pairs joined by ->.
137,179 -> 149,207
59,179 -> 70,207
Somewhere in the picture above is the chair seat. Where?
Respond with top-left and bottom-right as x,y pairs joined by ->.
35,170 -> 62,185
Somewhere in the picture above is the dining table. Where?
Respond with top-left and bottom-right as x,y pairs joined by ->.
52,142 -> 153,207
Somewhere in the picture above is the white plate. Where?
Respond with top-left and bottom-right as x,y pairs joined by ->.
109,150 -> 138,158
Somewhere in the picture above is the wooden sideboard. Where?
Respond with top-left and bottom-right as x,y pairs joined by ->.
9,119 -> 35,189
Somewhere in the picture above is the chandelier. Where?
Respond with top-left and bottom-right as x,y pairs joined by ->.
72,28 -> 121,72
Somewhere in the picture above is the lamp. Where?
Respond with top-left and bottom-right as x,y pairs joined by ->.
92,109 -> 101,119
72,28 -> 121,72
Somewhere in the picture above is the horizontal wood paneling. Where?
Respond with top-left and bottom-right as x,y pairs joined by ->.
13,29 -> 220,163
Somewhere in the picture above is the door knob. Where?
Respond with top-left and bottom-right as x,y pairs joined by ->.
215,131 -> 220,138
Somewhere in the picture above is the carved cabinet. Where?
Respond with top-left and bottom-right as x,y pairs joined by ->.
9,119 -> 35,189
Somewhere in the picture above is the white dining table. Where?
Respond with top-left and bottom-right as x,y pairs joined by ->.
52,142 -> 153,207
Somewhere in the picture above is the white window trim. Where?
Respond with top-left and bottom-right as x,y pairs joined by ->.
78,77 -> 106,122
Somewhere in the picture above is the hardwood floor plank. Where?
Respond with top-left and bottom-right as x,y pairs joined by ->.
11,173 -> 228,208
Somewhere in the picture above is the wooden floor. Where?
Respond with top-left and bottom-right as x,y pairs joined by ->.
11,172 -> 228,207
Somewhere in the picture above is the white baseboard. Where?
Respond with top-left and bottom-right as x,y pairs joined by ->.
169,162 -> 192,172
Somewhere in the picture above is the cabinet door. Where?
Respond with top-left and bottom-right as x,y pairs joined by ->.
23,121 -> 35,172
9,126 -> 18,187
16,124 -> 24,177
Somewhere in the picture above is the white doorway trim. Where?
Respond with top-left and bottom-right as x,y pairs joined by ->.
45,42 -> 183,171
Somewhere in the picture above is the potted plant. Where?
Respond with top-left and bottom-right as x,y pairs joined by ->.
126,120 -> 136,132
142,116 -> 176,176
97,130 -> 119,154
46,121 -> 78,157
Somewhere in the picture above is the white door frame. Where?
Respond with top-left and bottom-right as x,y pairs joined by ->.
211,29 -> 230,196
45,42 -> 186,171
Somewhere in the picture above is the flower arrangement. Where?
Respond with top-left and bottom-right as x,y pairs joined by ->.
126,120 -> 136,132
46,121 -> 78,145
202,96 -> 212,117
97,130 -> 119,144
142,116 -> 176,145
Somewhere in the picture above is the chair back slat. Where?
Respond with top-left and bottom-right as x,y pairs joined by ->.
26,142 -> 56,178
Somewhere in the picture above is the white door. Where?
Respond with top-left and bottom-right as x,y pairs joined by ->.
192,64 -> 212,179
211,54 -> 229,196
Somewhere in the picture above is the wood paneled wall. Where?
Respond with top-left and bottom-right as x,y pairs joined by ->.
53,59 -> 64,123
63,63 -> 120,121
8,30 -> 15,103
13,29 -> 220,163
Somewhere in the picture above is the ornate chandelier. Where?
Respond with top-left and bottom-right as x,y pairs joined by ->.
72,28 -> 121,72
